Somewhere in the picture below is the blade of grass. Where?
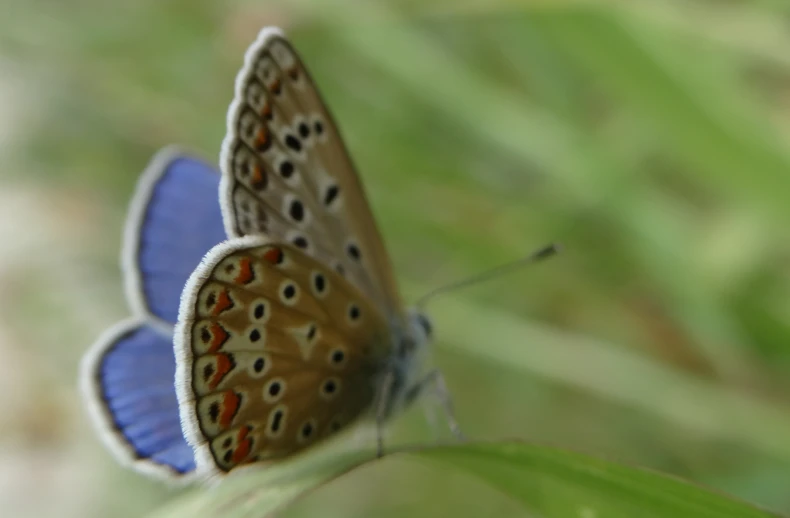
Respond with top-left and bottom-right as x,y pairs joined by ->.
424,293 -> 790,463
414,442 -> 781,518
538,9 -> 790,223
147,446 -> 375,518
148,441 -> 780,518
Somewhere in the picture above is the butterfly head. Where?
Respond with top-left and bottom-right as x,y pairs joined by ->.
394,308 -> 433,361
371,308 -> 434,422
411,309 -> 433,342
404,309 -> 434,381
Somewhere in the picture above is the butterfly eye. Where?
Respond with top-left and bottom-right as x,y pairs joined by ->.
417,313 -> 433,338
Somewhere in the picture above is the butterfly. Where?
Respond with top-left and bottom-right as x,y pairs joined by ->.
81,27 -> 461,481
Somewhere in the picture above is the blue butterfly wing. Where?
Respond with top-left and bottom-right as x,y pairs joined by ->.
82,320 -> 195,477
125,147 -> 227,324
81,148 -> 228,479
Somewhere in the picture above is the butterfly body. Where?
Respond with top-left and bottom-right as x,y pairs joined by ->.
377,309 -> 433,418
81,26 -> 458,481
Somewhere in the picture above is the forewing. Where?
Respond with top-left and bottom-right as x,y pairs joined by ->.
175,236 -> 389,475
124,147 -> 226,324
219,27 -> 403,320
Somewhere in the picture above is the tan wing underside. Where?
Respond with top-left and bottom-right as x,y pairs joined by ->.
220,28 -> 404,321
181,240 -> 389,472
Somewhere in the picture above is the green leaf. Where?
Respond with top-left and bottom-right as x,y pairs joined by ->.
148,442 -> 778,518
147,446 -> 374,518
413,442 -> 780,518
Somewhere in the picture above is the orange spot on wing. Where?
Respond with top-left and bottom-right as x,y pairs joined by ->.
219,390 -> 240,429
212,289 -> 234,316
234,257 -> 254,285
232,427 -> 252,464
208,324 -> 229,353
262,247 -> 282,265
261,102 -> 272,120
270,78 -> 281,94
251,165 -> 265,189
209,353 -> 234,390
255,128 -> 269,150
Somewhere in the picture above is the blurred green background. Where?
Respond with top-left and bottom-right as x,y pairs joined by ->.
2,0 -> 790,516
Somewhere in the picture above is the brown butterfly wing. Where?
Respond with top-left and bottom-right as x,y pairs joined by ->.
219,27 -> 404,321
175,236 -> 390,474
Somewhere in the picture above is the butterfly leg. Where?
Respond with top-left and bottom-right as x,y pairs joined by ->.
406,370 -> 465,441
375,370 -> 396,458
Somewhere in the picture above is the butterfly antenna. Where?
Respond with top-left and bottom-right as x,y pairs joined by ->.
415,243 -> 561,309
